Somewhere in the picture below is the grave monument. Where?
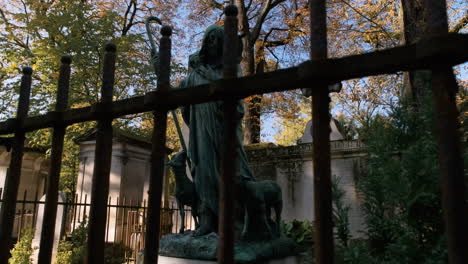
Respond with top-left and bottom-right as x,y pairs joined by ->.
144,18 -> 296,264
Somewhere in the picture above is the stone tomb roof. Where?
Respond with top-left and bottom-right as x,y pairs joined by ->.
0,137 -> 49,154
75,127 -> 173,154
297,118 -> 345,144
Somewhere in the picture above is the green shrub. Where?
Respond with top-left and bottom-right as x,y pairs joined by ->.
332,175 -> 351,247
343,95 -> 448,263
104,243 -> 131,264
281,219 -> 314,264
9,228 -> 35,264
56,220 -> 87,264
56,219 -> 130,264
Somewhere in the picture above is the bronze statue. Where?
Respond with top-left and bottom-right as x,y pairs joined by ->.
146,20 -> 295,263
177,25 -> 256,236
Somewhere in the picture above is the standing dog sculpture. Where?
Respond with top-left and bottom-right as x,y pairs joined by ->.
166,151 -> 199,233
239,179 -> 283,241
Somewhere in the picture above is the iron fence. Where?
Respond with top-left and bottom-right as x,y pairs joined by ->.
0,189 -> 194,263
0,1 -> 466,264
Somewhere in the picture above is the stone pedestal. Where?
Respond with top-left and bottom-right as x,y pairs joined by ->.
161,256 -> 298,264
157,231 -> 296,263
138,256 -> 298,264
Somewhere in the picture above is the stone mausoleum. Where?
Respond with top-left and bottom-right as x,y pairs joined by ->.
0,138 -> 50,238
246,119 -> 366,237
74,128 -> 172,242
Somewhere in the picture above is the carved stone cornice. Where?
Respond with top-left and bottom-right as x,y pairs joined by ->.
246,140 -> 367,164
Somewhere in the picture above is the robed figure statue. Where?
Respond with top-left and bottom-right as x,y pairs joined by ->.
145,19 -> 293,263
177,24 -> 255,236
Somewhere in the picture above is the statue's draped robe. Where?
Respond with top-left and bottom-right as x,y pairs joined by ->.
178,35 -> 254,216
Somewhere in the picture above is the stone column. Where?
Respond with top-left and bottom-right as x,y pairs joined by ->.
0,149 -> 10,197
107,153 -> 124,242
31,194 -> 65,263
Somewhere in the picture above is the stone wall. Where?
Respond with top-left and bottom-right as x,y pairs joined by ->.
245,140 -> 367,237
0,145 -> 49,238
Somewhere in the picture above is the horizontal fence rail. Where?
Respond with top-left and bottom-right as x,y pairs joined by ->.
0,34 -> 466,135
0,193 -> 195,263
0,5 -> 466,261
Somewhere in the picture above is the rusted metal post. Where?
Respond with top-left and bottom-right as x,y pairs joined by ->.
217,5 -> 239,264
424,0 -> 468,263
309,0 -> 334,263
144,25 -> 172,264
38,56 -> 72,264
86,43 -> 116,263
0,67 -> 32,263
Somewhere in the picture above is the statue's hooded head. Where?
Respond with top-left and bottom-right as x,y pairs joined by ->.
199,24 -> 224,65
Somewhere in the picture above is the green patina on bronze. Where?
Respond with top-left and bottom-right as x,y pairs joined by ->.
146,21 -> 297,262
158,231 -> 297,263
177,25 -> 255,236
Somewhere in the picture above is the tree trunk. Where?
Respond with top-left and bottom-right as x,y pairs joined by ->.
236,0 -> 264,145
400,0 -> 431,105
241,32 -> 262,144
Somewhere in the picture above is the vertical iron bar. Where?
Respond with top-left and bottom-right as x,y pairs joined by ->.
32,188 -> 38,229
184,207 -> 188,232
83,194 -> 87,222
174,202 -> 178,234
159,206 -> 163,236
309,0 -> 334,263
106,196 -> 111,242
122,196 -> 127,242
144,25 -> 172,264
126,198 -> 133,246
142,199 -> 146,248
18,190 -> 27,239
218,5 -> 239,264
38,55 -> 72,264
115,196 -> 120,242
424,1 -> 468,263
0,67 -> 32,263
86,43 -> 116,263
72,194 -> 78,231
59,194 -> 68,239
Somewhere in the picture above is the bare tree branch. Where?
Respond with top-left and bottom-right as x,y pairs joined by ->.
19,0 -> 30,46
450,12 -> 468,33
246,0 -> 253,10
264,27 -> 289,41
266,45 -> 280,65
203,0 -> 223,10
260,27 -> 304,48
339,0 -> 397,44
122,0 -> 137,36
250,0 -> 286,42
236,0 -> 251,39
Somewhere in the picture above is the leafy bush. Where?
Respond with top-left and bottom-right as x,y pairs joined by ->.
332,175 -> 351,247
9,228 -> 35,264
103,243 -> 130,264
281,219 -> 314,263
56,220 -> 130,264
341,96 -> 448,263
56,220 -> 87,264
280,177 -> 351,264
